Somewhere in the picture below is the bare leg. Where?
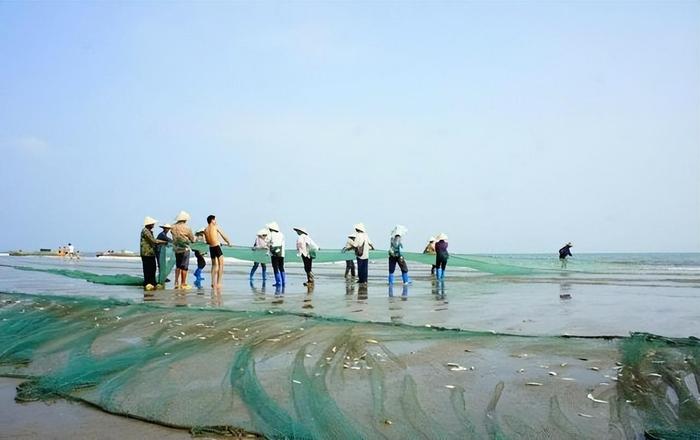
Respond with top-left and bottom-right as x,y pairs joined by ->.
181,270 -> 188,287
217,256 -> 225,287
174,268 -> 181,288
211,259 -> 218,288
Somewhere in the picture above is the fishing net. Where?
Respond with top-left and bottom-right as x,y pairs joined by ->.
0,246 -> 175,287
190,243 -> 541,276
1,291 -> 697,439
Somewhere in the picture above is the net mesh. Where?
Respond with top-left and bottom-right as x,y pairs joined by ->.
1,291 -> 697,439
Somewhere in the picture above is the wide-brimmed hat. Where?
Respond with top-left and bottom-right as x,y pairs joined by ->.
144,216 -> 158,226
566,242 -> 573,247
293,226 -> 308,235
159,223 -> 172,229
390,224 -> 407,237
175,210 -> 190,222
256,228 -> 269,236
266,222 -> 280,232
195,228 -> 205,235
354,223 -> 366,233
437,233 -> 448,241
428,236 -> 436,242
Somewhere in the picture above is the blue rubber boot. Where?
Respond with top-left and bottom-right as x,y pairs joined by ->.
388,273 -> 394,285
273,272 -> 281,287
194,268 -> 203,288
401,272 -> 412,284
249,266 -> 256,280
439,268 -> 445,280
388,285 -> 394,297
281,272 -> 286,286
436,268 -> 443,279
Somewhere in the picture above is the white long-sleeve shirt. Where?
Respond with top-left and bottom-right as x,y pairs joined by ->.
266,231 -> 285,257
296,235 -> 319,258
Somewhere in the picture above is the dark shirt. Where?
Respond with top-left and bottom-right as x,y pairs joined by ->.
194,250 -> 206,269
156,231 -> 172,256
435,240 -> 449,254
559,245 -> 572,259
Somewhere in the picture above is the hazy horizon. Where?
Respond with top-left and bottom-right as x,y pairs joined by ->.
1,1 -> 698,254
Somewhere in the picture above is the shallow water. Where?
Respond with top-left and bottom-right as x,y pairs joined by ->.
1,254 -> 699,439
1,253 -> 698,338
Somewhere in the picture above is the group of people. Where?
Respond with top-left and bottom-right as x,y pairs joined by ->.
57,243 -> 79,259
139,213 -> 452,291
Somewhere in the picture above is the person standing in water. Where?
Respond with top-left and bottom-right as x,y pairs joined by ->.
352,223 -> 374,285
342,233 -> 357,279
388,226 -> 411,285
204,215 -> 232,288
266,222 -> 286,287
294,227 -> 319,286
140,217 -> 168,291
250,228 -> 269,282
171,211 -> 195,289
423,237 -> 437,276
559,242 -> 573,269
435,233 -> 449,280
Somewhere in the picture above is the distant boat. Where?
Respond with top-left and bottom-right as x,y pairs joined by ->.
96,250 -> 137,258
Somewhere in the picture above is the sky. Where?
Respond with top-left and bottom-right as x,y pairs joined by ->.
0,1 -> 698,254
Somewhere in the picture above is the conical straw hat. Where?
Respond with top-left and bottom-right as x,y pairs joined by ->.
159,224 -> 172,229
175,211 -> 190,222
144,216 -> 158,226
354,223 -> 366,232
437,233 -> 448,241
266,222 -> 280,232
257,228 -> 269,236
293,226 -> 308,235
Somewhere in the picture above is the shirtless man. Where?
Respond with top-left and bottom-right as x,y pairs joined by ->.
204,215 -> 231,288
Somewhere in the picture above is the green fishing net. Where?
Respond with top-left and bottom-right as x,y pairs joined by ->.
190,243 -> 540,276
1,292 -> 697,439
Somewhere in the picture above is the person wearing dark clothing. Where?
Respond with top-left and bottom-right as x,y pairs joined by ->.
140,216 -> 167,291
434,233 -> 449,280
559,242 -> 573,269
193,249 -> 207,288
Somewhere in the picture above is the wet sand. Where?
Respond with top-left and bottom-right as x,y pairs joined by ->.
0,377 -> 193,439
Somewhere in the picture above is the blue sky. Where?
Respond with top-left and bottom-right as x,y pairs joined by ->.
1,1 -> 698,253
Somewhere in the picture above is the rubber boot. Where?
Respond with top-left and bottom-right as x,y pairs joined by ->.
388,273 -> 394,285
439,268 -> 445,280
401,272 -> 411,285
249,266 -> 256,281
273,272 -> 281,287
281,272 -> 286,286
388,285 -> 394,297
436,268 -> 443,280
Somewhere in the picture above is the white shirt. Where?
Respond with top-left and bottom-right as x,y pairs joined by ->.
266,231 -> 285,256
296,235 -> 318,258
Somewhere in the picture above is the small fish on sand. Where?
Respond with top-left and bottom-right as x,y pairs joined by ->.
587,393 -> 608,404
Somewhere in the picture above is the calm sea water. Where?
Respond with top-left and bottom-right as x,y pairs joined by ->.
1,253 -> 698,338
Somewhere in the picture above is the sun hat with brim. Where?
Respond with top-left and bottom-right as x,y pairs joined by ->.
437,233 -> 448,241
160,224 -> 172,229
256,229 -> 269,236
144,216 -> 158,226
175,211 -> 190,222
266,222 -> 280,232
428,237 -> 436,242
354,223 -> 366,233
293,227 -> 308,235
